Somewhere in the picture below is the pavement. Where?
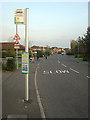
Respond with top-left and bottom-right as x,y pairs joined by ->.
2,58 -> 43,120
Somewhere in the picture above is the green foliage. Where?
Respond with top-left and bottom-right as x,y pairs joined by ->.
18,63 -> 21,67
70,27 -> 90,61
37,50 -> 44,57
8,45 -> 15,57
2,50 -> 15,58
2,51 -> 9,58
45,45 -> 51,56
78,54 -> 83,58
74,55 -> 78,58
7,59 -> 16,71
66,52 -> 74,55
2,63 -> 7,71
71,40 -> 78,54
18,53 -> 21,56
83,57 -> 88,61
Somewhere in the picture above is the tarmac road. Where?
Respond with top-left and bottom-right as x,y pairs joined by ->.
36,54 -> 88,118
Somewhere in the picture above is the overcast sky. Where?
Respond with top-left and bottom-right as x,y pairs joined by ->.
0,1 -> 89,48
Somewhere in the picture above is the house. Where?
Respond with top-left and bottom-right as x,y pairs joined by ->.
0,42 -> 30,54
31,46 -> 47,52
51,47 -> 63,53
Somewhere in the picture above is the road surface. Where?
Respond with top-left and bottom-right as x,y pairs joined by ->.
36,54 -> 88,118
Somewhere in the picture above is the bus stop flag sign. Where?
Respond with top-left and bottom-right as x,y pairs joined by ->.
22,52 -> 29,74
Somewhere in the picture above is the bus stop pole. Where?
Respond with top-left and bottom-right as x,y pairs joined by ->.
16,24 -> 18,70
25,8 -> 29,101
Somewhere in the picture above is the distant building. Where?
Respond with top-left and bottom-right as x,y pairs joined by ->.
1,42 -> 69,55
31,45 -> 46,52
1,42 -> 14,51
0,42 -> 29,54
51,47 -> 64,53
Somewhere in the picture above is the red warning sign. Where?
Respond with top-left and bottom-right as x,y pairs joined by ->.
14,40 -> 21,46
13,33 -> 20,40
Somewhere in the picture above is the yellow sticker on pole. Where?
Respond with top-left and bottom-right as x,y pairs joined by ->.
17,17 -> 19,20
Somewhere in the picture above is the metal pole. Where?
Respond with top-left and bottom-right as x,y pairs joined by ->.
16,24 -> 18,69
16,48 -> 18,69
25,8 -> 29,101
16,24 -> 18,34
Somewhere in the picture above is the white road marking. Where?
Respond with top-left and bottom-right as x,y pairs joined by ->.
70,68 -> 79,74
43,71 -> 49,74
37,64 -> 40,68
35,64 -> 46,119
56,70 -> 69,74
61,70 -> 69,73
61,70 -> 66,73
65,70 -> 69,73
50,71 -> 52,74
58,70 -> 62,73
43,70 -> 70,74
57,60 -> 60,63
62,64 -> 67,67
56,70 -> 59,73
87,76 -> 90,78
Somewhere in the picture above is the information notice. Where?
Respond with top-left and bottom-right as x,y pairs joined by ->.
22,52 -> 29,74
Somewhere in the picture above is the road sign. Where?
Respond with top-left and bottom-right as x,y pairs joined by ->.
14,46 -> 20,49
14,40 -> 20,47
13,33 -> 20,40
14,9 -> 25,24
22,52 -> 29,74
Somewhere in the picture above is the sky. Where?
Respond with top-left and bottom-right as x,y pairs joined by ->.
0,1 -> 89,48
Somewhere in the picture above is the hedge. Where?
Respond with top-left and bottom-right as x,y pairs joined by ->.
6,59 -> 16,71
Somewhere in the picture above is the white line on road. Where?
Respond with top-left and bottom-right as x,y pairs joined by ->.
59,70 -> 62,73
62,64 -> 67,67
50,71 -> 52,74
57,60 -> 60,63
35,64 -> 46,119
70,68 -> 79,74
87,76 -> 90,78
37,63 -> 40,68
56,70 -> 59,73
43,71 -> 49,74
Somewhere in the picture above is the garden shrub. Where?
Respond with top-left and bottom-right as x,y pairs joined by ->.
66,52 -> 74,55
83,57 -> 88,61
74,55 -> 78,58
2,63 -> 7,71
6,59 -> 16,71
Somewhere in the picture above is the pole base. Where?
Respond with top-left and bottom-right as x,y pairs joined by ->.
23,99 -> 32,103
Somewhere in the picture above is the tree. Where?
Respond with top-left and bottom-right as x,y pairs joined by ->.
9,45 -> 15,57
71,40 -> 78,54
45,45 -> 51,56
84,27 -> 90,56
